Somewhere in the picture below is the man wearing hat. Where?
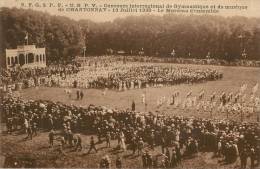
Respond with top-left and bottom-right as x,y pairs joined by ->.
32,122 -> 37,136
73,134 -> 82,151
171,148 -> 177,168
147,152 -> 153,168
88,136 -> 98,154
24,118 -> 29,134
249,148 -> 256,169
99,155 -> 110,168
6,117 -> 13,134
57,143 -> 66,156
80,90 -> 84,100
49,129 -> 55,147
175,142 -> 182,164
255,145 -> 260,167
142,150 -> 148,168
27,126 -> 33,140
76,89 -> 80,100
105,131 -> 111,148
240,147 -> 249,169
130,136 -> 137,155
115,156 -> 122,169
165,147 -> 171,163
138,138 -> 144,155
67,129 -> 74,147
97,127 -> 102,143
161,137 -> 166,154
149,130 -> 155,150
131,101 -> 135,111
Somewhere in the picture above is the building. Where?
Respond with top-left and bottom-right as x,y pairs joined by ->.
5,45 -> 46,69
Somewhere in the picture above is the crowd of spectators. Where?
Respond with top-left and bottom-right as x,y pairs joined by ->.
0,64 -> 79,84
2,96 -> 259,168
117,56 -> 260,67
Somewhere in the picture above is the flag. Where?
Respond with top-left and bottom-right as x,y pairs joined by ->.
252,83 -> 259,94
142,93 -> 146,104
240,83 -> 247,93
25,32 -> 28,40
241,94 -> 246,103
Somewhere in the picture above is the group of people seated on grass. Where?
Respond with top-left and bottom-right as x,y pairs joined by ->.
0,61 -> 223,92
2,96 -> 260,168
41,63 -> 223,90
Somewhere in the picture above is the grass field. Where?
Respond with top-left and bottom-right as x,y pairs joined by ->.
0,131 -> 244,168
1,63 -> 260,168
19,63 -> 260,122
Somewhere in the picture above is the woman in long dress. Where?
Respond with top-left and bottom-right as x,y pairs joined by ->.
120,131 -> 126,151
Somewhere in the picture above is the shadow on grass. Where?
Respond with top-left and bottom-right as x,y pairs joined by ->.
123,153 -> 140,159
107,147 -> 123,155
98,146 -> 108,151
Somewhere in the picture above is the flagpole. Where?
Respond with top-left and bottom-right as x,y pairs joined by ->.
144,89 -> 146,112
27,32 -> 29,45
25,32 -> 28,66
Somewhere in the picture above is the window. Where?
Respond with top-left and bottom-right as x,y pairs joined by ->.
7,57 -> 10,65
18,54 -> 25,66
15,56 -> 18,64
28,53 -> 34,63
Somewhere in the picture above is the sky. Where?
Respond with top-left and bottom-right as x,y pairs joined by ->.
1,0 -> 260,22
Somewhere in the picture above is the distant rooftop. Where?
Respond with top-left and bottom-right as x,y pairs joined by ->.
17,45 -> 36,50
